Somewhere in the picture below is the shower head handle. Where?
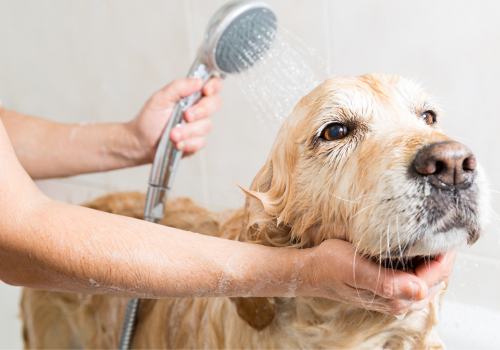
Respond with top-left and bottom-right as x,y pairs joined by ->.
144,60 -> 213,222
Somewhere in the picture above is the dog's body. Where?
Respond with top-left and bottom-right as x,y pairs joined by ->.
22,195 -> 442,349
21,74 -> 488,349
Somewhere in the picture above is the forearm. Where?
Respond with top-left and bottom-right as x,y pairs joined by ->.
0,112 -> 301,298
1,109 -> 146,179
0,198 -> 302,298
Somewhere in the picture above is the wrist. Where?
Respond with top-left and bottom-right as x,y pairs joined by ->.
263,246 -> 312,298
292,247 -> 317,297
113,122 -> 153,166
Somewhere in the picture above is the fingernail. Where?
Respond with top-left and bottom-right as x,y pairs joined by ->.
410,282 -> 419,301
177,141 -> 185,151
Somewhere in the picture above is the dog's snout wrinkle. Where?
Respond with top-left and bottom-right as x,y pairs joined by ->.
413,141 -> 476,190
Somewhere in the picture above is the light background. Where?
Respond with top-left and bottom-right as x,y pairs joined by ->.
0,0 -> 499,349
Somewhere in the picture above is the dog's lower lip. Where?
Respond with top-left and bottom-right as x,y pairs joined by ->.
375,250 -> 452,272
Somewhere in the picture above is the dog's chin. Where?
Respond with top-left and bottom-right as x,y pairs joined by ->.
373,227 -> 469,272
408,226 -> 469,257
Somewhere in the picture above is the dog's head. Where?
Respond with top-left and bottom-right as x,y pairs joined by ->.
234,73 -> 489,330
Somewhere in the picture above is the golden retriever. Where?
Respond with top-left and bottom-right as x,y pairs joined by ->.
21,74 -> 489,349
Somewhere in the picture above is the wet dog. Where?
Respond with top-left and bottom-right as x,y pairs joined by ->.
21,74 -> 489,349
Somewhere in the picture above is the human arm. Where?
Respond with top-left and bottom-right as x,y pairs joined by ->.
0,78 -> 222,179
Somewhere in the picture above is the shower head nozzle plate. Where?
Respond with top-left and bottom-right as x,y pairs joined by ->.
204,1 -> 277,74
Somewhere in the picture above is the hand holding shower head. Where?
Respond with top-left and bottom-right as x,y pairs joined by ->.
119,2 -> 277,349
143,0 -> 277,224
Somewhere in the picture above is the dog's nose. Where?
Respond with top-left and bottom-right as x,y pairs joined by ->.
413,141 -> 476,190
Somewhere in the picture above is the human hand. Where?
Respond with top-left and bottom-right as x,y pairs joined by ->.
126,77 -> 222,162
299,239 -> 453,316
406,249 -> 455,312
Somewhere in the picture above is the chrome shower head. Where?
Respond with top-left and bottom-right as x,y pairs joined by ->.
144,0 -> 278,226
202,0 -> 277,74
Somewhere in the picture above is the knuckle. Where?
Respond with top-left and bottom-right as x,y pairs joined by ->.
199,137 -> 206,148
183,140 -> 194,152
151,91 -> 163,103
382,280 -> 395,298
204,119 -> 213,132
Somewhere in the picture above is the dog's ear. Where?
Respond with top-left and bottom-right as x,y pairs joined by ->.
236,120 -> 300,247
229,297 -> 277,331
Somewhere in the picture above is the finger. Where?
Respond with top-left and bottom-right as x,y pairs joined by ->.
414,249 -> 456,288
150,78 -> 204,109
184,94 -> 223,122
409,281 -> 446,311
202,77 -> 222,96
340,250 -> 428,301
386,298 -> 413,315
170,119 -> 212,143
176,136 -> 206,153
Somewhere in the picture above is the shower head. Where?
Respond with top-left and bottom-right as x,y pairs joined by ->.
145,0 -> 278,226
201,0 -> 277,74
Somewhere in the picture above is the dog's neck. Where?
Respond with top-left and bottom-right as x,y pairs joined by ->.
224,204 -> 436,348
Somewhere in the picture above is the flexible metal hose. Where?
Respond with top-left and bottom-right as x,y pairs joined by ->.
117,64 -> 213,350
118,298 -> 140,349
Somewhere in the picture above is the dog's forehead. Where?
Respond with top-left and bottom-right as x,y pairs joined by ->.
317,74 -> 432,122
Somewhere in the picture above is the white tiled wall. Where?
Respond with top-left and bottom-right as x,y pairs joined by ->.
0,1 -> 499,349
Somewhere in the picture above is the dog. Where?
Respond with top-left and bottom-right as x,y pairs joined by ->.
21,73 -> 489,349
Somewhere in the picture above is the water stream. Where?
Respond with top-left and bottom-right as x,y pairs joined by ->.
227,20 -> 329,135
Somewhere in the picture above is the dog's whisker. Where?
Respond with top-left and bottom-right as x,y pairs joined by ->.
352,202 -> 380,218
353,229 -> 372,313
386,221 -> 395,275
396,215 -> 405,272
368,230 -> 383,308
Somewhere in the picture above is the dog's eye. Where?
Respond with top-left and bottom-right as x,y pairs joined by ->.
421,111 -> 436,125
322,123 -> 348,141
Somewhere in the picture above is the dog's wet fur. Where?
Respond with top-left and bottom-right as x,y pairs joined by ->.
21,74 -> 489,349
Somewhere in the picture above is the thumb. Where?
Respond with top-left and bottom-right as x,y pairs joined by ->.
149,78 -> 203,109
346,254 -> 429,301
